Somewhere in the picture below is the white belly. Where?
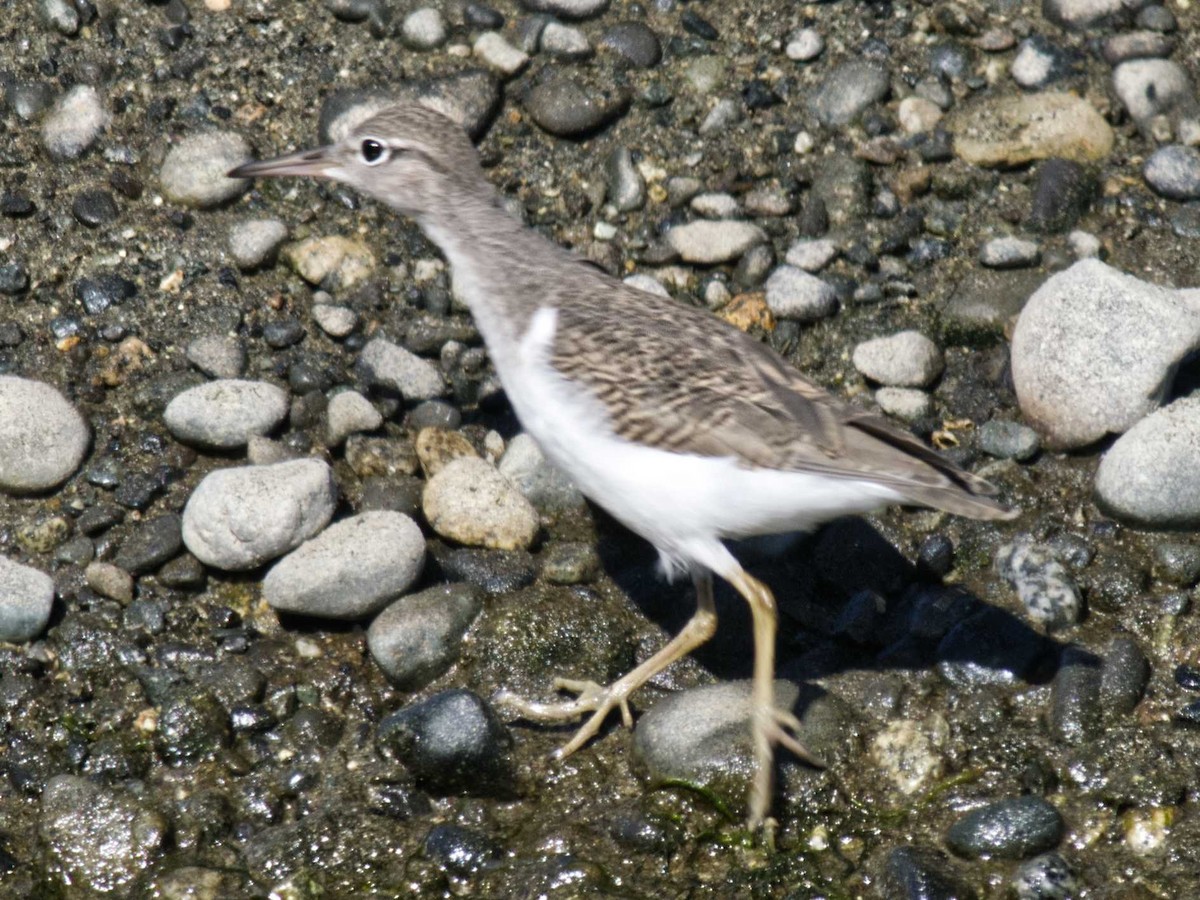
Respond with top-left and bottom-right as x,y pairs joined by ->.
498,308 -> 905,576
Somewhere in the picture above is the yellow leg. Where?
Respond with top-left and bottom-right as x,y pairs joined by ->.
726,568 -> 823,836
495,572 -> 718,758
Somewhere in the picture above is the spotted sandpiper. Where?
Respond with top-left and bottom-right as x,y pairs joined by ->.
229,103 -> 1015,836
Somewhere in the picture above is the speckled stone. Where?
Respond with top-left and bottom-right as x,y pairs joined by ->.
0,376 -> 90,494
160,131 -> 253,208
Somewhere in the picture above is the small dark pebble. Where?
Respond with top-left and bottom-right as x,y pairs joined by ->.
229,706 -> 276,733
158,553 -> 207,590
1174,699 -> 1200,727
109,168 -> 145,200
77,504 -> 125,536
1100,636 -> 1150,715
1048,645 -> 1101,744
946,796 -> 1064,860
0,321 -> 24,347
464,2 -> 504,28
1152,542 -> 1200,587
113,513 -> 183,575
917,533 -> 955,578
1,190 -> 35,217
377,689 -> 513,795
422,824 -> 502,877
124,600 -> 167,634
880,845 -> 976,900
0,263 -> 29,296
598,22 -> 662,68
1027,158 -> 1095,234
74,274 -> 137,315
263,319 -> 305,348
608,810 -> 684,855
1175,664 -> 1200,692
324,0 -> 375,22
156,690 -> 232,765
72,189 -> 119,227
113,472 -> 165,510
681,9 -> 718,40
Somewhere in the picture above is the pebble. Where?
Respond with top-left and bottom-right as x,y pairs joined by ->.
541,22 -> 591,59
946,796 -> 1065,860
264,511 -> 425,619
415,427 -> 477,477
597,22 -> 661,69
605,146 -> 645,212
880,846 -> 974,899
1010,260 -> 1200,449
1101,635 -> 1150,716
473,32 -> 529,77
634,680 -> 855,808
377,689 -> 513,794
1011,37 -> 1073,90
359,336 -> 446,400
401,7 -> 447,50
690,192 -> 740,219
524,71 -> 630,137
0,262 -> 29,295
995,536 -> 1082,630
1029,159 -> 1096,234
72,189 -> 119,228
785,28 -> 823,62
229,219 -> 288,270
86,561 -> 134,604
979,236 -> 1042,269
1153,542 -> 1200,587
0,376 -> 90,493
160,131 -> 253,208
423,825 -> 501,877
520,0 -> 607,16
164,379 -> 289,449
42,85 -> 110,160
665,220 -> 765,265
1012,852 -> 1079,900
763,265 -> 838,322
1101,32 -> 1176,66
1068,230 -> 1102,258
283,235 -> 377,291
936,607 -> 1050,687
870,717 -> 947,795
1095,396 -> 1200,526
809,60 -> 890,127
423,457 -> 539,550
949,92 -> 1114,167
39,775 -> 168,894
367,583 -> 484,688
1042,0 -> 1122,28
74,274 -> 137,315
181,458 -> 337,570
0,555 -> 55,642
1143,145 -> 1200,201
977,420 -> 1041,461
897,97 -> 942,135
325,390 -> 382,445
312,302 -> 357,338
852,331 -> 944,388
185,335 -> 247,380
699,98 -> 741,136
1049,645 -> 1101,743
1112,60 -> 1195,129
497,432 -> 586,512
875,387 -> 932,423
113,513 -> 184,575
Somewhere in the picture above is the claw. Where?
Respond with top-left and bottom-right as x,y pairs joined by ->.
494,677 -> 637,760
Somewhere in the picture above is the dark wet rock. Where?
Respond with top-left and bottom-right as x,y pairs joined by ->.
810,60 -> 890,127
378,689 -> 514,795
113,513 -> 183,575
879,845 -> 977,900
916,533 -> 955,579
1027,159 -> 1096,233
995,537 -> 1082,629
1152,542 -> 1200,586
0,262 -> 28,295
422,824 -> 501,876
524,69 -> 630,137
72,189 -> 118,227
74,273 -> 137,314
633,681 -> 856,809
157,689 -> 230,765
1049,645 -> 1101,743
1100,636 -> 1150,717
432,545 -> 539,593
598,22 -> 661,68
368,583 -> 483,688
937,607 -> 1051,687
39,775 -> 168,894
946,796 -> 1064,860
1012,852 -> 1078,900
364,780 -> 433,820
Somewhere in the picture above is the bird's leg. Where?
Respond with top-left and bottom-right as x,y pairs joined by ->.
725,568 -> 824,838
495,571 -> 718,759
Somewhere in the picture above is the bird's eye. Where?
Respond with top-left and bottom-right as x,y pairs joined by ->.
360,138 -> 388,165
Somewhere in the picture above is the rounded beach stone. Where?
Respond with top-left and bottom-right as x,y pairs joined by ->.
0,375 -> 90,493
160,131 -> 253,209
763,265 -> 837,322
852,331 -> 944,388
164,380 -> 289,449
946,796 -> 1064,860
264,511 -> 425,619
1010,259 -> 1200,449
666,220 -> 766,265
423,457 -> 539,550
181,458 -> 337,570
368,583 -> 484,687
229,219 -> 288,270
359,336 -> 446,400
41,85 -> 110,160
325,390 -> 382,446
0,554 -> 55,642
1095,396 -> 1200,526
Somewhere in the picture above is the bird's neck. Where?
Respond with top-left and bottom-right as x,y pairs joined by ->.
417,189 -> 578,354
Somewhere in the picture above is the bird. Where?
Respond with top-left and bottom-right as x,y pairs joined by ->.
228,103 -> 1016,837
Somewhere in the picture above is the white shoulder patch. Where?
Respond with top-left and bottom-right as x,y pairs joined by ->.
519,306 -> 559,366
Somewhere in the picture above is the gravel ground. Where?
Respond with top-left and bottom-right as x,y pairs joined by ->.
3,0 -> 1200,896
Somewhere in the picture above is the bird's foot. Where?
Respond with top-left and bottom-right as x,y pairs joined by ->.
746,704 -> 826,840
494,676 -> 636,759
